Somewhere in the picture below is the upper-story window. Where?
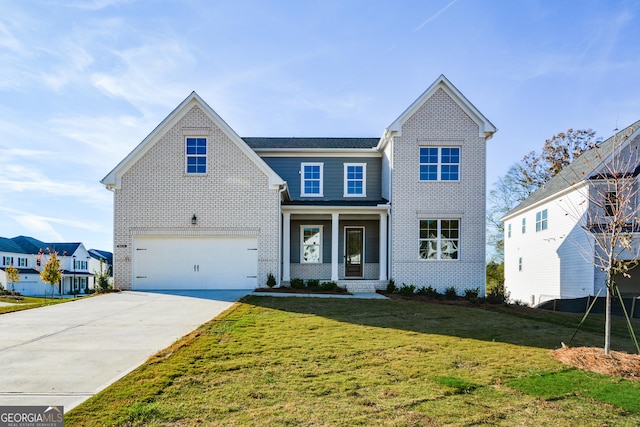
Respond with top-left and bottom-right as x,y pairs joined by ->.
521,218 -> 526,234
419,147 -> 460,181
301,163 -> 323,197
186,137 -> 207,174
419,219 -> 459,260
344,163 -> 366,197
18,257 -> 27,267
73,260 -> 88,270
507,223 -> 512,238
535,209 -> 548,232
605,192 -> 617,216
2,256 -> 13,266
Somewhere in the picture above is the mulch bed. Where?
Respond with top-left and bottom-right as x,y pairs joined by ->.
254,287 -> 351,295
553,346 -> 640,381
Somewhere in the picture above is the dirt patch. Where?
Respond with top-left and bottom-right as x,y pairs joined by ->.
552,346 -> 640,381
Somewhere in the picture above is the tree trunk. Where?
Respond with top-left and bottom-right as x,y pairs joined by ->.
605,283 -> 612,355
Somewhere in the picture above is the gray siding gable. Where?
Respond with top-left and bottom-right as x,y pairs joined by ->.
262,156 -> 382,201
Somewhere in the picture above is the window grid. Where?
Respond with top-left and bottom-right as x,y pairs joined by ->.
186,137 -> 207,174
507,223 -> 512,238
535,209 -> 548,232
301,163 -> 323,196
419,147 -> 460,181
419,219 -> 459,260
522,218 -> 526,234
344,163 -> 366,196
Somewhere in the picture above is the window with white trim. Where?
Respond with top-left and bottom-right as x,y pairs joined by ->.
2,256 -> 13,266
419,147 -> 460,181
301,163 -> 323,196
521,218 -> 526,234
301,226 -> 322,263
185,137 -> 207,174
518,257 -> 523,271
344,163 -> 366,196
535,209 -> 548,232
419,219 -> 459,260
507,223 -> 512,238
17,257 -> 27,267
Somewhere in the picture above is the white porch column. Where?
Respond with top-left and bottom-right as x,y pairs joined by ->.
282,212 -> 291,282
379,212 -> 388,281
331,213 -> 339,281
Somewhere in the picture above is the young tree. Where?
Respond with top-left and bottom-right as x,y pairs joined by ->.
560,126 -> 640,354
5,263 -> 20,293
93,258 -> 111,293
40,250 -> 62,300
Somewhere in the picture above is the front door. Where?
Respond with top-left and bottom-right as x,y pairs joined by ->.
345,227 -> 364,277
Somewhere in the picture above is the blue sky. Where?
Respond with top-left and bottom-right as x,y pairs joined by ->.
1,0 -> 639,252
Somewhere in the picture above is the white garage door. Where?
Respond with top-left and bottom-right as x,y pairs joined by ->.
133,236 -> 258,290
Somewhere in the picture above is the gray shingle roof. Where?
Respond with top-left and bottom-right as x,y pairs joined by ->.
505,120 -> 640,218
243,137 -> 380,150
0,237 -> 26,254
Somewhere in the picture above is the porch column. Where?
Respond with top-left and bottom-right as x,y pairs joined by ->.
331,213 -> 339,281
282,212 -> 291,282
379,212 -> 388,281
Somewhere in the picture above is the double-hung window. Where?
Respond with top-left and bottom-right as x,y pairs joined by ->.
507,223 -> 512,238
186,137 -> 207,174
301,163 -> 323,196
18,257 -> 27,267
521,218 -> 526,234
344,163 -> 366,197
535,209 -> 548,232
419,147 -> 460,181
605,192 -> 617,216
2,256 -> 13,266
419,219 -> 459,260
301,226 -> 322,263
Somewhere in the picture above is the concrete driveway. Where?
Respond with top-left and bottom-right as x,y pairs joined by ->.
0,290 -> 249,411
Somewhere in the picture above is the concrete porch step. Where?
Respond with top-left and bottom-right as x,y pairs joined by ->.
339,280 -> 388,293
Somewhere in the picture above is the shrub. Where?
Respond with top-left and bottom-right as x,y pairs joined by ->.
464,288 -> 480,304
290,278 -> 305,289
398,283 -> 416,296
266,273 -> 276,288
94,258 -> 112,294
417,286 -> 441,299
486,283 -> 509,305
386,280 -> 397,293
306,279 -> 320,288
320,281 -> 338,291
444,286 -> 458,300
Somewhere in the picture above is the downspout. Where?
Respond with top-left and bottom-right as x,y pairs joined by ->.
277,184 -> 287,286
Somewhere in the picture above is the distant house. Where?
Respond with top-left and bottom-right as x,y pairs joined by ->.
0,235 -> 112,296
102,75 -> 496,293
503,121 -> 640,306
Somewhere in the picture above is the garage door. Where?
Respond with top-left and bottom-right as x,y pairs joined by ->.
133,236 -> 258,290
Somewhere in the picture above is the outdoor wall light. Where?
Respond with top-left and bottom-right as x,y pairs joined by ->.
191,214 -> 197,225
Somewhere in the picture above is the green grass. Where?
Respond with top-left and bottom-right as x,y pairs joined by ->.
66,297 -> 640,426
0,295 -> 73,314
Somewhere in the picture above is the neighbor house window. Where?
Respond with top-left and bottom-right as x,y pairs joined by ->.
535,209 -> 548,232
301,163 -> 323,196
185,137 -> 207,174
2,256 -> 13,266
301,226 -> 322,263
419,147 -> 460,181
521,218 -> 526,234
419,219 -> 459,260
507,223 -> 512,238
344,163 -> 366,196
17,258 -> 27,267
605,192 -> 617,216
518,257 -> 523,271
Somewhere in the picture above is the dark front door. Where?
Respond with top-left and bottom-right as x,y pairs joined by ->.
345,227 -> 364,277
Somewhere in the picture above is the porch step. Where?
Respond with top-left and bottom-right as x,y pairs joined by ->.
340,280 -> 388,293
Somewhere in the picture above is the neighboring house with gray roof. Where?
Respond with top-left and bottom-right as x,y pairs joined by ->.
102,75 -> 496,294
0,235 -> 112,296
503,120 -> 640,306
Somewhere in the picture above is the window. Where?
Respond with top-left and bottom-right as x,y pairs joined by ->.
17,258 -> 27,267
518,257 -> 523,271
605,192 -> 617,216
301,163 -> 323,196
186,137 -> 207,174
507,223 -> 512,238
419,147 -> 460,181
301,226 -> 322,263
419,219 -> 459,260
2,256 -> 13,266
521,218 -> 526,234
535,209 -> 548,232
344,163 -> 366,196
73,260 -> 88,270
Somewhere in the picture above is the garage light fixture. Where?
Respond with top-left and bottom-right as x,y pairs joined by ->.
191,214 -> 197,225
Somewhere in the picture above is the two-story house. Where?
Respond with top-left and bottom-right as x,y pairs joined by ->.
0,235 -> 109,296
503,120 -> 640,306
101,75 -> 496,293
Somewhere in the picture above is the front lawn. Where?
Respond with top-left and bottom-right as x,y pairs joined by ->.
0,295 -> 74,314
67,297 -> 640,426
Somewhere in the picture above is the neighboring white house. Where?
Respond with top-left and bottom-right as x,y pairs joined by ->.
503,120 -> 640,306
102,75 -> 496,293
0,235 -> 112,296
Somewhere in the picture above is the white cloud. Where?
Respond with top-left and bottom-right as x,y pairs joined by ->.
413,0 -> 459,32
